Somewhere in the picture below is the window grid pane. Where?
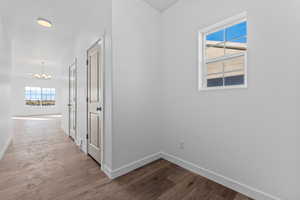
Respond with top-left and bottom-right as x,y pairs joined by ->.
25,87 -> 55,106
203,19 -> 247,88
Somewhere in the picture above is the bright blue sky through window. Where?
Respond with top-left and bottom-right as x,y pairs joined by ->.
206,21 -> 247,43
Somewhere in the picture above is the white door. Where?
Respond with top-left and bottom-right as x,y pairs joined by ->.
69,59 -> 77,141
87,39 -> 104,164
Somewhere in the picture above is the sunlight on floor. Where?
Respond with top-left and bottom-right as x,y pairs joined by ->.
12,114 -> 62,121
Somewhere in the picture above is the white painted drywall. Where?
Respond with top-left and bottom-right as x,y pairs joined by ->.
60,0 -> 162,172
161,0 -> 300,199
0,17 -> 12,159
6,0 -> 297,198
60,0 -> 113,168
143,0 -> 179,11
111,0 -> 162,170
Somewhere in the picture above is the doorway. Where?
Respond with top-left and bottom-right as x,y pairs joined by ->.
86,38 -> 104,165
68,59 -> 77,142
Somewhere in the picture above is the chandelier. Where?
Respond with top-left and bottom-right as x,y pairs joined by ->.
33,61 -> 52,79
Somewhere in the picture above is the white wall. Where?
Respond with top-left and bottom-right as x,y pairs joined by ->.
60,0 -> 113,168
111,0 -> 162,170
0,17 -> 12,159
57,0 -> 300,198
61,0 -> 162,171
11,77 -> 62,116
161,0 -> 300,200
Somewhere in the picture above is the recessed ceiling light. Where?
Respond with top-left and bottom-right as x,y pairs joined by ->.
37,18 -> 53,28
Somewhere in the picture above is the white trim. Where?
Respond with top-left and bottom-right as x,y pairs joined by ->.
100,151 -> 280,200
75,138 -> 81,147
199,84 -> 247,92
161,152 -> 281,200
199,12 -> 247,33
68,58 -> 78,142
99,36 -> 105,170
86,35 -> 105,168
62,129 -> 69,136
81,137 -> 88,154
102,164 -> 113,179
206,52 -> 245,64
198,12 -> 248,91
0,135 -> 12,160
198,31 -> 204,90
108,152 -> 162,179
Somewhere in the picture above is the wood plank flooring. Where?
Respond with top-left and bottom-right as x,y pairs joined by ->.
0,116 -> 253,200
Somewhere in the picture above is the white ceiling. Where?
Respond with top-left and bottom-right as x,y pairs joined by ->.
143,0 -> 179,11
0,0 -> 178,80
0,0 -> 110,79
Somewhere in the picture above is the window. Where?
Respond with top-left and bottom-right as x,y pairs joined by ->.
199,13 -> 247,90
41,88 -> 56,106
25,87 -> 56,106
25,87 -> 41,106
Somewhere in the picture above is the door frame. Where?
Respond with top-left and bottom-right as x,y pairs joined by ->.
86,37 -> 105,167
68,58 -> 78,142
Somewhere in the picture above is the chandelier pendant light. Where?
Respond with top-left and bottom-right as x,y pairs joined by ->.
33,61 -> 52,80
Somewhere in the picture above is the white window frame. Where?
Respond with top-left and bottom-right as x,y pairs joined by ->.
198,12 -> 248,91
25,86 -> 56,106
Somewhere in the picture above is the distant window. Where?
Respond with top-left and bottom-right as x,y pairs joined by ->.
199,13 -> 247,90
25,87 -> 41,106
25,87 -> 55,106
41,88 -> 56,106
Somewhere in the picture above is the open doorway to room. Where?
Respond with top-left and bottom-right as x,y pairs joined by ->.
68,59 -> 78,142
86,38 -> 104,165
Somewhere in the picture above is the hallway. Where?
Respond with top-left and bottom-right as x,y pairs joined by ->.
0,116 -> 108,200
0,117 -> 251,200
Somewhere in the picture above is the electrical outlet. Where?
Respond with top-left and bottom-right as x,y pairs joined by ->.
179,141 -> 185,150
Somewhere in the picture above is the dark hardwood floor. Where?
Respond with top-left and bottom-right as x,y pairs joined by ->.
0,116 -> 253,200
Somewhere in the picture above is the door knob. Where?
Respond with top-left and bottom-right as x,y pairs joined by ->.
97,107 -> 102,111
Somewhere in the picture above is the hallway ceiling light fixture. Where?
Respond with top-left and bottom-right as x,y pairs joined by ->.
33,62 -> 52,80
37,18 -> 53,28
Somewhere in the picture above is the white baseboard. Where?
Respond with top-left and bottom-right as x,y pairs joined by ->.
75,138 -> 81,147
0,135 -> 12,160
102,164 -> 113,179
81,138 -> 87,154
101,151 -> 280,200
62,129 -> 69,137
161,152 -> 280,200
61,129 -> 86,155
108,152 -> 162,179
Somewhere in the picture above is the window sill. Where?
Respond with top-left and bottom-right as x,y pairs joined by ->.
199,84 -> 247,92
25,105 -> 56,107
